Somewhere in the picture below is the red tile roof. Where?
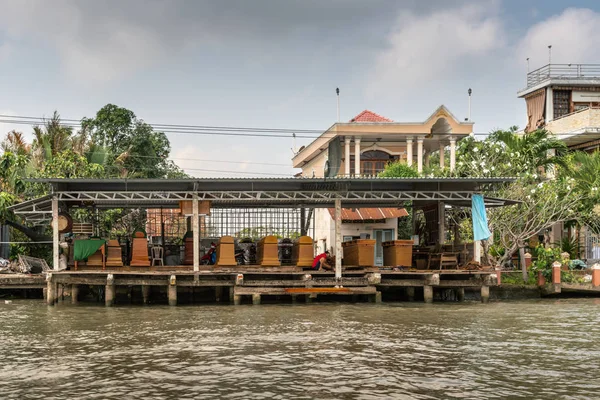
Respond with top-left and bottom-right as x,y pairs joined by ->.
350,110 -> 393,123
327,207 -> 408,221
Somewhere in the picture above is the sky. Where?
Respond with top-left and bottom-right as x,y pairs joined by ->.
1,0 -> 600,177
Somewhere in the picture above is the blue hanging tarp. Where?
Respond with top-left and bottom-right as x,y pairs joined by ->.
472,194 -> 491,241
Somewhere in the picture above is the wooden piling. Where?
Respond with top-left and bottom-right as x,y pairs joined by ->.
168,275 -> 177,306
252,293 -> 261,305
105,274 -> 116,307
55,284 -> 63,303
455,287 -> 465,302
406,287 -> 415,301
71,284 -> 79,305
481,285 -> 490,303
46,274 -> 55,306
374,292 -> 382,303
229,287 -> 235,303
142,285 -> 150,305
423,285 -> 433,304
215,286 -> 223,303
233,295 -> 242,305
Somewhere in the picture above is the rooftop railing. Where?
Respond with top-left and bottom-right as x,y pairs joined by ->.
526,64 -> 600,88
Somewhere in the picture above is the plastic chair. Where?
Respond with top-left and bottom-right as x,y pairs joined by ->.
151,246 -> 164,267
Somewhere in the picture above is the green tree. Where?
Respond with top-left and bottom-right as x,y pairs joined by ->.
489,177 -> 584,280
31,111 -> 74,169
81,104 -> 187,178
379,161 -> 419,178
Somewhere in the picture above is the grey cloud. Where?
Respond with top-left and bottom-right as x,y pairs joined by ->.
0,0 -> 467,83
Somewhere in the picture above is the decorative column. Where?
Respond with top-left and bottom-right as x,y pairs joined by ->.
406,137 -> 413,167
52,196 -> 59,270
439,142 -> 445,169
344,138 -> 351,176
354,138 -> 361,176
417,137 -> 424,173
449,138 -> 456,172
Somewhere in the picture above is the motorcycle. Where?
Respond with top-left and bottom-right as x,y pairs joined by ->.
200,242 -> 217,265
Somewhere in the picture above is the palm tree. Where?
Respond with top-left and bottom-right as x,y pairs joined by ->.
1,131 -> 31,155
568,151 -> 600,191
31,111 -> 73,168
491,129 -> 567,173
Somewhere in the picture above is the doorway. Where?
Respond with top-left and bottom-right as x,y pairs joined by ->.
374,229 -> 394,266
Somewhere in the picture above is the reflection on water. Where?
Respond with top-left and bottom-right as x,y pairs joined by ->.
1,299 -> 599,399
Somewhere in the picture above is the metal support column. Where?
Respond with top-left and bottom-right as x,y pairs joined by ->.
52,196 -> 59,271
334,198 -> 342,282
438,201 -> 445,246
192,194 -> 199,272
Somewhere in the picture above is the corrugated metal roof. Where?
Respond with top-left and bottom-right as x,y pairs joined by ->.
327,207 -> 408,221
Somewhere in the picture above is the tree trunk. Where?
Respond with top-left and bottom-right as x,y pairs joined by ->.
481,239 -> 494,266
519,246 -> 527,282
4,219 -> 51,242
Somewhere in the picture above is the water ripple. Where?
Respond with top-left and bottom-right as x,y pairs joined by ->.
0,299 -> 599,399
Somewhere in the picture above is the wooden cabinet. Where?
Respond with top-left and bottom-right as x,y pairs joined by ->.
292,236 -> 314,267
342,239 -> 376,267
257,236 -> 280,267
382,240 -> 413,267
216,236 -> 236,266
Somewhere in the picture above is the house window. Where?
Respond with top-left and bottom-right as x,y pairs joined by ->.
354,150 -> 398,175
553,90 -> 571,119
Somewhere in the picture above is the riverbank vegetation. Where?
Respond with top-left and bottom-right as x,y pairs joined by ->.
0,105 -> 187,258
382,127 -> 600,281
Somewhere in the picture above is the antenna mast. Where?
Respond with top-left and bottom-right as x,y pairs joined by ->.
468,88 -> 472,121
336,87 -> 340,122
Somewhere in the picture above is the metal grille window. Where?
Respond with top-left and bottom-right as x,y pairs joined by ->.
553,90 -> 571,119
199,208 -> 310,240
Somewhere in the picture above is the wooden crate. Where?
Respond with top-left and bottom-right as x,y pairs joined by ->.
105,239 -> 123,267
183,236 -> 194,265
179,201 -> 211,215
216,236 -> 237,266
257,236 -> 280,267
342,239 -> 376,267
382,240 -> 413,267
292,236 -> 314,267
130,231 -> 150,267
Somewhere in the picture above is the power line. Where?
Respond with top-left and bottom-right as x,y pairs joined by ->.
0,114 -> 597,138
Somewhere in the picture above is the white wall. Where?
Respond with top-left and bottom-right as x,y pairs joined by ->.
312,208 -> 398,254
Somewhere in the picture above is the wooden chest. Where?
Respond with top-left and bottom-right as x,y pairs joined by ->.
292,236 -> 314,267
342,239 -> 376,267
382,240 -> 413,267
257,235 -> 280,267
216,236 -> 237,266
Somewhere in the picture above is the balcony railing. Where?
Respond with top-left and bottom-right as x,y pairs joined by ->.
526,64 -> 600,88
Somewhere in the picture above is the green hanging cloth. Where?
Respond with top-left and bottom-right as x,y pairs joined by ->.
73,239 -> 106,261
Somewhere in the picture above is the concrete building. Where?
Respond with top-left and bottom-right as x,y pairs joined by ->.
518,63 -> 600,150
518,63 -> 600,257
292,106 -> 473,265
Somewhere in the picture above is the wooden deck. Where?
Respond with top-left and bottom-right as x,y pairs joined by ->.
0,266 -> 500,306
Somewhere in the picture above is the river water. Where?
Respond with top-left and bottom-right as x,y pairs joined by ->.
1,299 -> 599,399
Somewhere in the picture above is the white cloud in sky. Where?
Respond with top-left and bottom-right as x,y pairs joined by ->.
369,2 -> 504,95
516,8 -> 600,68
0,0 -> 192,84
0,42 -> 11,63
